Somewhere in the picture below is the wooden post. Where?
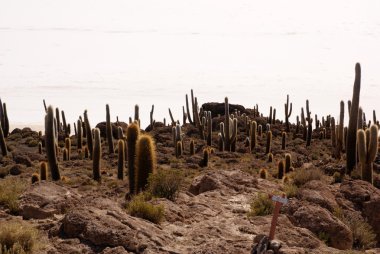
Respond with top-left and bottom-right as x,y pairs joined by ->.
269,194 -> 288,240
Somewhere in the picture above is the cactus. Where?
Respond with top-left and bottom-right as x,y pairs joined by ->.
373,110 -> 377,125
1,102 -> 9,137
37,142 -> 42,154
272,108 -> 276,124
267,152 -> 273,162
206,111 -> 212,146
77,119 -> 83,149
93,128 -> 101,181
357,125 -> 378,184
336,101 -> 345,158
266,130 -> 272,154
45,106 -> 60,181
269,106 -> 273,124
61,110 -> 68,137
346,63 -> 361,176
190,139 -> 195,155
84,146 -> 89,158
127,123 -> 140,194
258,125 -> 262,138
134,104 -> 140,126
150,105 -> 155,129
78,149 -> 83,160
285,154 -> 292,173
117,126 -> 124,139
118,139 -> 125,180
282,175 -> 290,185
202,148 -> 209,167
284,95 -> 292,132
106,104 -> 114,154
65,138 -> 71,160
278,160 -> 285,179
185,93 -> 194,125
281,132 -> 286,150
331,117 -> 336,149
55,108 -> 61,132
250,121 -> 257,153
135,134 -> 156,194
84,110 -> 93,159
259,168 -> 267,179
63,148 -> 68,161
168,108 -> 176,126
40,162 -> 47,180
0,123 -> 7,156
305,100 -> 313,147
221,97 -> 237,152
31,173 -> 40,184
231,118 -> 238,152
176,141 -> 183,158
301,108 -> 307,140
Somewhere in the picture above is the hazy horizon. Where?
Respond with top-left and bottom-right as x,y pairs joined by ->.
1,0 -> 380,131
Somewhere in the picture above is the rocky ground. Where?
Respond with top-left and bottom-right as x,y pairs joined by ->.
0,103 -> 380,254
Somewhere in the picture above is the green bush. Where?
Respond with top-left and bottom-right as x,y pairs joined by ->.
0,178 -> 27,214
0,221 -> 40,253
291,167 -> 324,187
127,194 -> 164,224
248,193 -> 274,217
283,183 -> 298,198
147,170 -> 183,201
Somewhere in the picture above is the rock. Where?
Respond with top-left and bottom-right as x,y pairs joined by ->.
201,102 -> 247,117
363,197 -> 380,242
12,153 -> 32,167
284,200 -> 353,250
101,247 -> 131,254
189,173 -> 221,195
95,121 -> 128,139
20,182 -> 81,219
9,164 -> 23,175
269,240 -> 282,253
61,206 -> 170,253
297,180 -> 338,212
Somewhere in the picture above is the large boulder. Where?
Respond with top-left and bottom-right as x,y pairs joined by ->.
20,182 -> 81,219
201,102 -> 247,117
284,200 -> 353,250
95,121 -> 128,139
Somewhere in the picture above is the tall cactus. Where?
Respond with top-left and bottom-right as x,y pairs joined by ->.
346,63 -> 361,176
0,122 -> 7,156
206,111 -> 212,146
61,110 -> 68,137
106,104 -> 114,154
77,119 -> 83,149
2,103 -> 9,137
84,110 -> 93,159
45,106 -> 60,181
266,130 -> 272,154
93,128 -> 101,181
221,97 -> 237,152
55,108 -> 61,132
127,123 -> 140,194
336,101 -> 345,158
135,134 -> 156,194
118,139 -> 125,180
284,95 -> 292,132
65,138 -> 71,160
357,125 -> 378,184
185,93 -> 194,125
250,121 -> 257,153
306,100 -> 313,147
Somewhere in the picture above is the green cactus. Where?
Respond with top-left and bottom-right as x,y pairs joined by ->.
118,139 -> 125,180
250,121 -> 257,153
266,130 -> 272,154
306,100 -> 313,147
135,134 -> 156,194
221,97 -> 237,152
269,106 -> 273,124
346,63 -> 361,176
93,128 -> 101,181
206,111 -> 212,146
272,108 -> 276,124
38,142 -> 42,154
45,106 -> 60,181
285,153 -> 292,173
202,148 -> 209,167
267,152 -> 273,162
190,139 -> 195,155
331,117 -> 336,149
65,138 -> 71,160
84,110 -> 93,159
281,132 -> 286,150
357,125 -> 378,184
77,119 -> 83,150
31,173 -> 40,184
106,104 -> 114,154
336,101 -> 345,158
285,95 -> 292,132
61,110 -> 68,137
63,148 -> 68,161
55,107 -> 61,132
176,141 -> 183,158
127,123 -> 140,194
40,162 -> 48,180
278,160 -> 284,179
259,168 -> 267,179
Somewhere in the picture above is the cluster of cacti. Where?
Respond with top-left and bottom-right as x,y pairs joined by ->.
135,134 -> 156,193
284,95 -> 292,132
173,124 -> 184,157
357,125 -> 378,184
127,122 -> 140,194
93,128 -> 101,181
219,97 -> 237,152
45,106 -> 61,181
106,104 -> 114,154
346,63 -> 361,176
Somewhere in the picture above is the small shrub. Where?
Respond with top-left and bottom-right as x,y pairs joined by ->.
259,169 -> 267,179
127,193 -> 164,224
332,171 -> 342,183
0,221 -> 40,253
0,178 -> 27,214
147,170 -> 183,201
248,193 -> 274,217
291,167 -> 324,187
283,183 -> 298,198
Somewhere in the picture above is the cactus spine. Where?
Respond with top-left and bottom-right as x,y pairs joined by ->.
135,134 -> 156,194
357,125 -> 378,184
45,106 -> 60,180
285,95 -> 292,132
84,110 -> 93,159
118,139 -> 125,180
346,63 -> 361,176
106,104 -> 114,154
40,162 -> 47,180
127,123 -> 140,194
93,128 -> 101,181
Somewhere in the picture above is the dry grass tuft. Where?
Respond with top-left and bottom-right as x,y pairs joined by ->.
0,178 -> 27,214
127,193 -> 164,224
0,220 -> 40,253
